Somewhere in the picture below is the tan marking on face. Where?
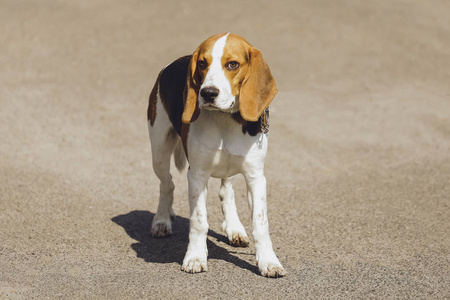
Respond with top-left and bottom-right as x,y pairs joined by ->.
222,34 -> 252,96
183,35 -> 227,124
195,33 -> 228,84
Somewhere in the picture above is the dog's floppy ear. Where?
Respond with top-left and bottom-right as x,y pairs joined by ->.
239,47 -> 278,122
182,50 -> 200,124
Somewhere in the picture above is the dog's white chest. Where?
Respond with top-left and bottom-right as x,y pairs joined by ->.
187,111 -> 268,178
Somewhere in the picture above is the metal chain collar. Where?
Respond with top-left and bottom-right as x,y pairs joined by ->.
261,108 -> 270,134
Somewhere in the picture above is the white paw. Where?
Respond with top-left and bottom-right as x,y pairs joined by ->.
151,209 -> 175,237
151,219 -> 172,237
181,253 -> 207,273
221,221 -> 249,247
258,261 -> 286,278
257,253 -> 286,278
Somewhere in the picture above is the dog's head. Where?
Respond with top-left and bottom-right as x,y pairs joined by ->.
182,33 -> 277,123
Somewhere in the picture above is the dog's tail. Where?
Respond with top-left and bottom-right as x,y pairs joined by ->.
173,139 -> 187,172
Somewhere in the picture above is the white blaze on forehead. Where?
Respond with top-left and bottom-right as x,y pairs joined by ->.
203,33 -> 229,86
200,33 -> 236,111
211,33 -> 230,61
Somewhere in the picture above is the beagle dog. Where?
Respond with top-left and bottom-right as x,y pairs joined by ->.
147,33 -> 286,277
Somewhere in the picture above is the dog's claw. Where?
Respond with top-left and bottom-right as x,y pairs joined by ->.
151,221 -> 172,237
181,258 -> 207,273
259,263 -> 287,278
229,233 -> 250,247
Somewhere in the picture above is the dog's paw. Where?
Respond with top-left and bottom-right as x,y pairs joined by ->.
258,261 -> 286,278
229,233 -> 250,247
222,221 -> 249,247
151,210 -> 175,237
256,252 -> 286,278
181,255 -> 207,274
258,262 -> 286,278
151,220 -> 172,237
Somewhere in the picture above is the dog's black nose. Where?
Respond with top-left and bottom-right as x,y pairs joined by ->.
200,87 -> 219,103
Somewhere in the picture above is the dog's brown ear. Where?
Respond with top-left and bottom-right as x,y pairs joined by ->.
182,50 -> 200,124
239,47 -> 277,122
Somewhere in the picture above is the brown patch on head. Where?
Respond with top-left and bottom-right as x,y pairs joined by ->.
182,33 -> 228,124
221,33 -> 253,97
223,33 -> 277,122
196,33 -> 228,81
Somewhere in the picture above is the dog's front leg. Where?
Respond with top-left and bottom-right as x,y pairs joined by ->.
181,168 -> 209,273
245,173 -> 286,278
220,178 -> 250,247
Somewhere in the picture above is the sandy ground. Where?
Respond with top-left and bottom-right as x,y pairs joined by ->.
1,0 -> 450,299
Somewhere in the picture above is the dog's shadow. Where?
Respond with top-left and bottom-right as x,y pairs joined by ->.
111,210 -> 259,274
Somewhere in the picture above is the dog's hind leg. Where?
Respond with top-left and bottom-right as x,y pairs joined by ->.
148,103 -> 180,237
219,178 -> 249,247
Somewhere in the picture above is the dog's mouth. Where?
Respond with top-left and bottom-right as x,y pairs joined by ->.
201,103 -> 239,114
200,99 -> 238,113
201,103 -> 221,111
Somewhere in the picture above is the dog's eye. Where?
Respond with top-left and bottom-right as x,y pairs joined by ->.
198,60 -> 207,70
225,61 -> 240,71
